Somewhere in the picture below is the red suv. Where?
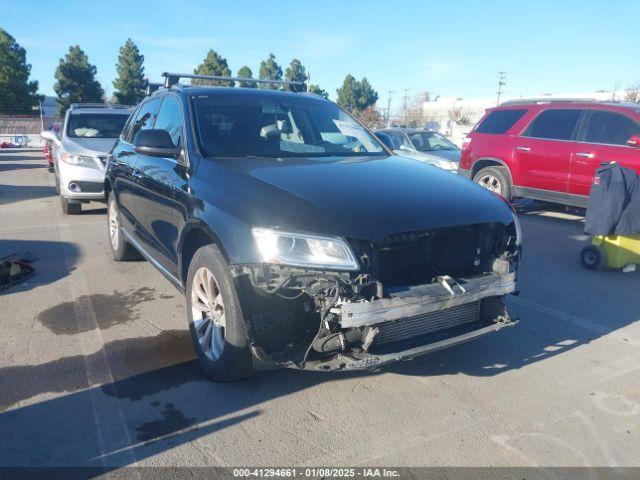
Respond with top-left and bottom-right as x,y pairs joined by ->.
459,100 -> 640,207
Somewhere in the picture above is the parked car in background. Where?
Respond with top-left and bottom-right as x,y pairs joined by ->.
375,128 -> 459,172
459,99 -> 640,207
43,122 -> 61,172
41,103 -> 132,214
105,72 -> 520,381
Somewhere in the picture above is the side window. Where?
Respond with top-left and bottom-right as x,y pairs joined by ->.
386,132 -> 411,150
523,109 -> 582,141
475,109 -> 527,134
128,98 -> 160,142
120,108 -> 138,141
154,96 -> 183,146
583,111 -> 640,146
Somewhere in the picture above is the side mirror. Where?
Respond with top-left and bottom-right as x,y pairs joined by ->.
41,130 -> 59,144
133,129 -> 181,158
626,134 -> 640,148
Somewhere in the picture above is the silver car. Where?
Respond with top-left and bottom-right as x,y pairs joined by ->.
41,103 -> 132,214
375,128 -> 460,172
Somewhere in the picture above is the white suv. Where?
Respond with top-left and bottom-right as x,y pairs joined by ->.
41,103 -> 132,214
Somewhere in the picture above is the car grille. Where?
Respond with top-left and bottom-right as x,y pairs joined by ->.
74,181 -> 103,193
351,223 -> 508,288
373,301 -> 481,346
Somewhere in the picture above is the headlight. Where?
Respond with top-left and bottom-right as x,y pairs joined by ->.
251,228 -> 359,271
61,153 -> 99,169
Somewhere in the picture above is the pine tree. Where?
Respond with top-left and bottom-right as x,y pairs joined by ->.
237,66 -> 257,88
284,58 -> 307,83
258,53 -> 282,89
309,84 -> 329,99
54,46 -> 104,114
0,28 -> 40,114
193,50 -> 233,86
359,77 -> 379,111
113,38 -> 146,105
336,74 -> 360,113
336,75 -> 379,115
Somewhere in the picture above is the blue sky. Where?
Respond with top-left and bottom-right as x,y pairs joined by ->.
4,0 -> 638,110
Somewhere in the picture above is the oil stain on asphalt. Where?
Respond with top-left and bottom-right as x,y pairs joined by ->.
36,287 -> 157,334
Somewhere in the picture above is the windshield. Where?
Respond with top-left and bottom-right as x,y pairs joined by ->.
192,94 -> 385,158
67,113 -> 130,138
407,131 -> 458,152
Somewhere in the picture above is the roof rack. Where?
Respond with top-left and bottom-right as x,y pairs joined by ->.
500,98 -> 600,106
145,82 -> 163,96
161,72 -> 307,92
69,102 -> 133,110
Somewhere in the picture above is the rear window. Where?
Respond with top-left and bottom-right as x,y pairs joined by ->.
67,113 -> 130,138
583,111 -> 640,146
475,109 -> 527,134
523,109 -> 582,141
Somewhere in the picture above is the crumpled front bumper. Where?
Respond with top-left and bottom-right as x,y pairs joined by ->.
306,272 -> 517,371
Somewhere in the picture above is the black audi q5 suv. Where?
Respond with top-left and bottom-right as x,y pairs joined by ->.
105,72 -> 521,381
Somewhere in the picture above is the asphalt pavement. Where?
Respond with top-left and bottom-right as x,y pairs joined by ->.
1,151 -> 639,469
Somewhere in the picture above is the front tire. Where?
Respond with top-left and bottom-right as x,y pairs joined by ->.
60,195 -> 81,215
186,244 -> 254,381
107,192 -> 138,261
473,166 -> 511,200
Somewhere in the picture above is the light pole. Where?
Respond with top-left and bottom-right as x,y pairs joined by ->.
496,71 -> 506,106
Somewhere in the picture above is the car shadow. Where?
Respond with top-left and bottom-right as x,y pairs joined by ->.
0,184 -> 57,206
0,239 -> 80,294
0,162 -> 47,173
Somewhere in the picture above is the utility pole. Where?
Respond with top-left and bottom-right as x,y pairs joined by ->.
402,88 -> 410,126
496,71 -> 506,106
385,90 -> 395,127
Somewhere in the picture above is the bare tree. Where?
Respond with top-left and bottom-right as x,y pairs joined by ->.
358,106 -> 383,129
448,106 -> 474,126
404,91 -> 430,127
624,83 -> 640,104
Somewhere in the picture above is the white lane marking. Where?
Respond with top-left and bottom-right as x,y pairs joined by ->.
0,221 -> 104,233
54,208 -> 140,471
509,296 -> 640,347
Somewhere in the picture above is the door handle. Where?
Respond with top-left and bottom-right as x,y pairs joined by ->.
575,152 -> 594,158
515,146 -> 530,152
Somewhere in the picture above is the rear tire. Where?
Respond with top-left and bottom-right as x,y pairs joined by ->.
107,192 -> 138,261
186,244 -> 254,382
60,195 -> 81,215
473,166 -> 511,200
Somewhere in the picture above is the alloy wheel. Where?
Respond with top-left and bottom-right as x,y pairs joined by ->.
477,174 -> 502,194
191,267 -> 226,361
108,200 -> 119,250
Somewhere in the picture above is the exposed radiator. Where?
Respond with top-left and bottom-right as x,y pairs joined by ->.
374,301 -> 481,345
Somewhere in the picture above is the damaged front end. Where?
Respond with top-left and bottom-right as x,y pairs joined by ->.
231,222 -> 520,371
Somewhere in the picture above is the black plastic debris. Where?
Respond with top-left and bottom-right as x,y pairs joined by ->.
0,252 -> 36,292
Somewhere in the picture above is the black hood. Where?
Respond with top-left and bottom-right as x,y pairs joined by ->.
196,155 -> 515,240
